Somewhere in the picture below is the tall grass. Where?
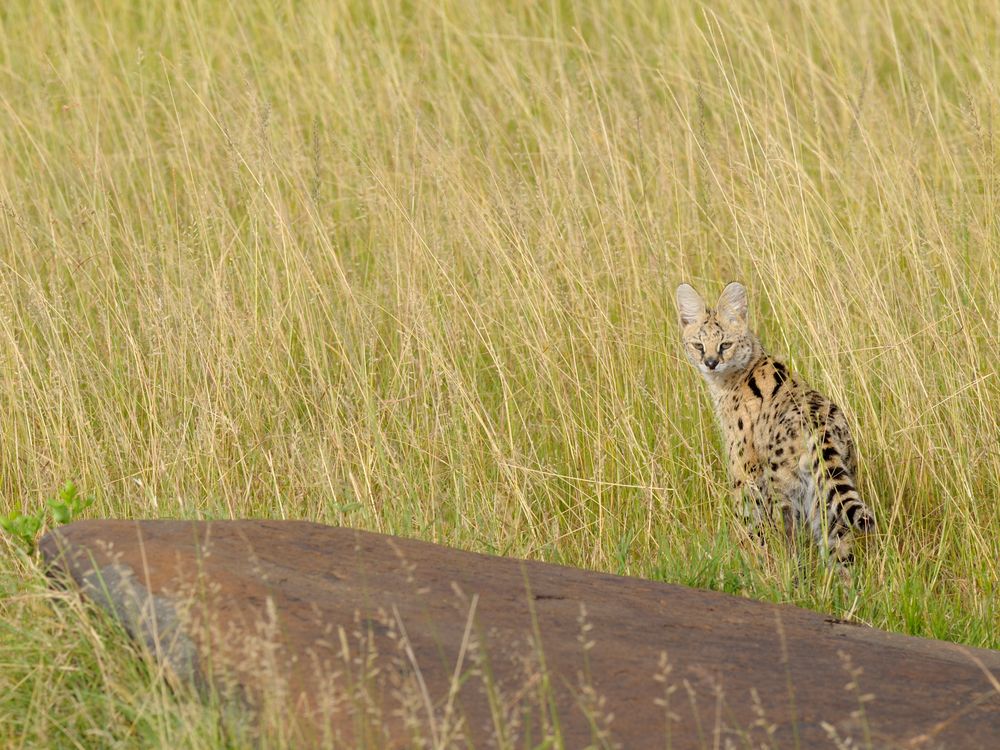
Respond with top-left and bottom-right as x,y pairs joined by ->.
0,0 -> 997,746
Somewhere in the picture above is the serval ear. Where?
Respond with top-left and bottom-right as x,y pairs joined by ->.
716,282 -> 748,325
675,283 -> 708,327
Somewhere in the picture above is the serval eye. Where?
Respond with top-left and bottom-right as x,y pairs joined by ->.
693,343 -> 704,352
719,342 -> 732,352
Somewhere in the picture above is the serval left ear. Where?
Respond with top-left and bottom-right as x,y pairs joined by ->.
716,282 -> 748,325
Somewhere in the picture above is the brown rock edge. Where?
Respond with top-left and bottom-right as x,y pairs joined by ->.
39,520 -> 999,748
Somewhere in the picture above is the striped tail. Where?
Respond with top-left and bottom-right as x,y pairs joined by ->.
806,437 -> 875,565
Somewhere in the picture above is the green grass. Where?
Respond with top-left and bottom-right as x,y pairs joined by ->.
0,0 -> 998,746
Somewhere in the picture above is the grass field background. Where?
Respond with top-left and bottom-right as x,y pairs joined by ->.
0,0 -> 997,746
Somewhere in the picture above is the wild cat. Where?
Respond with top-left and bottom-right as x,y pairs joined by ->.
676,281 -> 874,570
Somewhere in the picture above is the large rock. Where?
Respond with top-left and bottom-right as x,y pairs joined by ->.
40,520 -> 999,748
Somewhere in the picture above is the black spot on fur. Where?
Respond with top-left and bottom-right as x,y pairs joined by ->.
856,512 -> 874,532
737,418 -> 743,430
771,364 -> 787,397
775,447 -> 784,457
822,446 -> 839,461
835,482 -> 854,496
748,374 -> 763,400
828,466 -> 847,480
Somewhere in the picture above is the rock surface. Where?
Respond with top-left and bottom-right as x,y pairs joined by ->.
40,520 -> 999,748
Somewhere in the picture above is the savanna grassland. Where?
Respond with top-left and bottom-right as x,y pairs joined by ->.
0,0 -> 998,747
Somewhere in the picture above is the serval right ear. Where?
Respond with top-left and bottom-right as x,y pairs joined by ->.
676,284 -> 707,327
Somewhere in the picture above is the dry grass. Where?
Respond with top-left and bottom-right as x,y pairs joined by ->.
0,0 -> 997,746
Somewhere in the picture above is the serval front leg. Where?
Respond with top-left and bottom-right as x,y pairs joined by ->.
732,464 -> 769,547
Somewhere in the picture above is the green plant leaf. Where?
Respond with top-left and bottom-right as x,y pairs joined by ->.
49,501 -> 71,525
332,502 -> 362,514
0,511 -> 42,549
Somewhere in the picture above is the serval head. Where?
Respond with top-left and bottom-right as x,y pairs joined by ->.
676,282 -> 761,378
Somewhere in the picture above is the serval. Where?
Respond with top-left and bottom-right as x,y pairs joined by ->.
676,281 -> 875,573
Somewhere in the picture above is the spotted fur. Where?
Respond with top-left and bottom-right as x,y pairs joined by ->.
676,281 -> 874,568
